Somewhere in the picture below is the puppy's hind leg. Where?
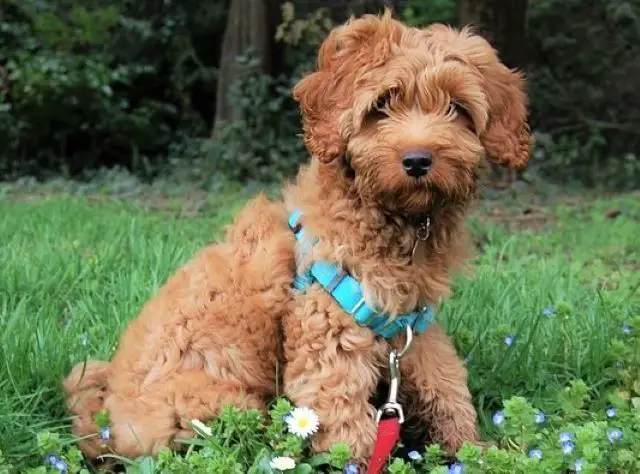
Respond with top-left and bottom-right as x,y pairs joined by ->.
169,371 -> 266,444
102,371 -> 266,458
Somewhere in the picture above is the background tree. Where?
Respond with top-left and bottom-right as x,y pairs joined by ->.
459,0 -> 528,69
213,0 -> 271,137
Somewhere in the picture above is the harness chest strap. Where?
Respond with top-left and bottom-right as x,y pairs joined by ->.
287,210 -> 435,339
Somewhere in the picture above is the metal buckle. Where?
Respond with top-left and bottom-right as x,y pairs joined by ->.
375,325 -> 414,424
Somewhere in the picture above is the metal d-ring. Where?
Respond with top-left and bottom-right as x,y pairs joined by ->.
375,324 -> 415,424
396,323 -> 414,360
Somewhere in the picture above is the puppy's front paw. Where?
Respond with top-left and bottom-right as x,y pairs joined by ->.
311,415 -> 377,463
432,415 -> 479,455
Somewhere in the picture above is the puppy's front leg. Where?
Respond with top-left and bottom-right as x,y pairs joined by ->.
283,296 -> 384,461
399,323 -> 478,453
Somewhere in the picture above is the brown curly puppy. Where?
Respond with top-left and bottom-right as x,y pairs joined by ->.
279,10 -> 529,463
63,9 -> 530,465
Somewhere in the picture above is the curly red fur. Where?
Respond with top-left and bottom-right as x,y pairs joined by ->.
63,10 -> 530,467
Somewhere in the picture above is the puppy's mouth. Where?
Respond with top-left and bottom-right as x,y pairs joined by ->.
375,186 -> 435,217
344,153 -> 467,215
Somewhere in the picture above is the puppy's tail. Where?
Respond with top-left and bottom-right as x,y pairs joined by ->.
62,360 -> 112,458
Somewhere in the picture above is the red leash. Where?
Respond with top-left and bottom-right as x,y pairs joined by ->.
366,417 -> 401,474
366,326 -> 414,474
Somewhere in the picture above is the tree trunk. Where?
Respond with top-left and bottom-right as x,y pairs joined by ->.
212,0 -> 270,137
459,0 -> 529,186
459,0 -> 528,69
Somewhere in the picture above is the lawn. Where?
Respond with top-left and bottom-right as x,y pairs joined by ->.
0,190 -> 638,473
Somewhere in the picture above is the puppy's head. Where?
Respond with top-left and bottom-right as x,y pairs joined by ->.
293,10 -> 530,215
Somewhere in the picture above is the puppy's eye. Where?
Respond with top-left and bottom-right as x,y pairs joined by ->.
375,94 -> 391,111
368,92 -> 393,120
447,100 -> 466,117
447,100 -> 475,128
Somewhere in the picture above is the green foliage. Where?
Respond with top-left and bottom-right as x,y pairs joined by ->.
0,0 -> 221,177
526,0 -> 640,189
24,385 -> 640,473
276,2 -> 334,55
208,53 -> 306,183
401,0 -> 457,27
25,401 -> 357,473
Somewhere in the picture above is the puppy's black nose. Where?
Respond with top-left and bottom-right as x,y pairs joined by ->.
402,151 -> 433,178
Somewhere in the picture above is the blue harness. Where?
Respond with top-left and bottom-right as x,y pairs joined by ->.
288,210 -> 435,339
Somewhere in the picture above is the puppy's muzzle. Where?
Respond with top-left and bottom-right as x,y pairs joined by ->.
402,151 -> 433,178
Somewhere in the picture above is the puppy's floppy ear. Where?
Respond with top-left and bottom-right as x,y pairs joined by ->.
292,42 -> 343,163
478,54 -> 531,170
425,25 -> 531,170
294,10 -> 401,164
293,26 -> 351,164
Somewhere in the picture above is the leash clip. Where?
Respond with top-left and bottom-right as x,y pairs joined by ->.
375,325 -> 414,424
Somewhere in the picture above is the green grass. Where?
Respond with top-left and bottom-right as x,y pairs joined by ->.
0,192 -> 638,471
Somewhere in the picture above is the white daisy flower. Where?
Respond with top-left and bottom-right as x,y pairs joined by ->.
286,406 -> 320,438
270,456 -> 296,471
190,419 -> 212,437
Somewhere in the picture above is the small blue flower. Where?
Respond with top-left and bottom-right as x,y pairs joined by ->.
463,355 -> 472,365
407,450 -> 422,461
542,307 -> 556,317
283,414 -> 293,424
343,463 -> 360,474
492,410 -> 505,426
79,334 -> 88,346
535,410 -> 545,424
573,459 -> 585,472
44,454 -> 60,466
622,324 -> 632,335
448,462 -> 464,474
562,441 -> 575,455
99,426 -> 110,440
53,459 -> 68,473
606,407 -> 617,418
528,448 -> 543,459
559,431 -> 574,443
616,361 -> 625,369
504,335 -> 514,347
607,428 -> 623,443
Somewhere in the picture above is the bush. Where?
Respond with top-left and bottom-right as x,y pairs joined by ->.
0,0 -> 221,178
401,0 -> 457,27
526,0 -> 640,189
207,53 -> 307,184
